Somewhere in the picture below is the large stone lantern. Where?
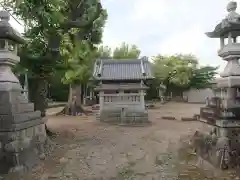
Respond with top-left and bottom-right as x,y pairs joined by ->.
194,1 -> 240,170
0,11 -> 47,175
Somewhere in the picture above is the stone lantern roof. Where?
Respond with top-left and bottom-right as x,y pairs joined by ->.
0,11 -> 25,44
206,1 -> 240,38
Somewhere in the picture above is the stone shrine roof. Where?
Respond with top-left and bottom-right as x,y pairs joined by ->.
94,83 -> 148,91
0,11 -> 25,44
93,58 -> 154,80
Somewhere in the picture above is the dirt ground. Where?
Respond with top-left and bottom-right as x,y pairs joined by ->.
4,102 -> 240,180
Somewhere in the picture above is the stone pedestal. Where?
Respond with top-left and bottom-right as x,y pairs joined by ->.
0,84 -> 47,174
193,121 -> 240,169
198,89 -> 240,169
97,108 -> 150,126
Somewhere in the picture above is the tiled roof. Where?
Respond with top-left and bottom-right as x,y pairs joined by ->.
94,83 -> 148,91
93,58 -> 154,80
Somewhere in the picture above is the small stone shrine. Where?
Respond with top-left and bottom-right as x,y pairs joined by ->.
92,57 -> 154,125
0,11 -> 46,174
193,1 -> 240,169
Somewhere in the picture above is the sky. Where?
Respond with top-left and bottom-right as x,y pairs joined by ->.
9,0 -> 240,72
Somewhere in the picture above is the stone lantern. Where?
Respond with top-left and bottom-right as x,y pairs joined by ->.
194,1 -> 240,170
0,11 -> 47,175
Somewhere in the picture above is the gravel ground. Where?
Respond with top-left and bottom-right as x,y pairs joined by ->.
2,102 -> 240,180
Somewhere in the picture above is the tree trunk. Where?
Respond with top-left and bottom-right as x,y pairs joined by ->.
73,84 -> 82,106
34,78 -> 48,117
32,78 -> 55,136
58,84 -> 88,115
64,84 -> 73,115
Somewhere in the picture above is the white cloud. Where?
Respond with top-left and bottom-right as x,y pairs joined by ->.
102,26 -> 122,50
130,0 -> 168,22
159,24 -> 205,56
158,24 -> 226,71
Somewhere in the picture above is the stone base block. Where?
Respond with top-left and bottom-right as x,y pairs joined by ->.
162,116 -> 176,120
0,123 -> 47,174
0,88 -> 47,132
192,126 -> 240,170
97,109 -> 150,125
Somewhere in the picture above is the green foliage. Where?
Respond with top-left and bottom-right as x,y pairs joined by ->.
153,54 -> 196,87
49,74 -> 69,102
6,0 -> 106,78
113,42 -> 141,59
4,0 -> 218,102
3,0 -> 107,112
152,54 -> 218,92
96,45 -> 112,58
5,0 -> 107,88
96,42 -> 141,59
60,10 -> 107,85
188,66 -> 218,89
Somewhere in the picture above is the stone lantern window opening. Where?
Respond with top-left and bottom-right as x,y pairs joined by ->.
233,36 -> 237,43
235,36 -> 240,43
0,39 -> 18,53
221,34 -> 240,48
0,39 -> 6,49
8,40 -> 15,52
236,88 -> 240,97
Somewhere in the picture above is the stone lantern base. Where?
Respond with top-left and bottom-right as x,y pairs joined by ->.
192,122 -> 240,169
0,83 -> 47,174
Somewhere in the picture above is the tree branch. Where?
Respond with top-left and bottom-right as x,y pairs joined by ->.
62,2 -> 102,30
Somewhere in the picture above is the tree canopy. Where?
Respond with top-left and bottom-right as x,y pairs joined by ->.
96,42 -> 141,59
8,0 -> 106,78
4,0 -> 107,116
3,1 -> 219,108
152,54 -> 218,95
112,42 -> 141,59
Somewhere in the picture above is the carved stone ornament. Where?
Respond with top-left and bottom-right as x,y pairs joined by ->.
222,1 -> 240,28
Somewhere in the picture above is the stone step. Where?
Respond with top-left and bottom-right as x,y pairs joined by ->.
0,110 -> 41,128
125,113 -> 148,117
181,117 -> 197,121
162,116 -> 176,120
0,103 -> 34,115
97,110 -> 149,123
0,91 -> 28,105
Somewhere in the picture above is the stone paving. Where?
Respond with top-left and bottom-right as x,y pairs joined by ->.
3,102 -> 240,180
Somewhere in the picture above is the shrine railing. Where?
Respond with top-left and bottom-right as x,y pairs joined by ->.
103,93 -> 141,104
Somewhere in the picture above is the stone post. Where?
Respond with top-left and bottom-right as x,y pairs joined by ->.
228,32 -> 232,44
90,89 -> 93,100
140,90 -> 145,110
99,91 -> 104,112
220,37 -> 225,48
